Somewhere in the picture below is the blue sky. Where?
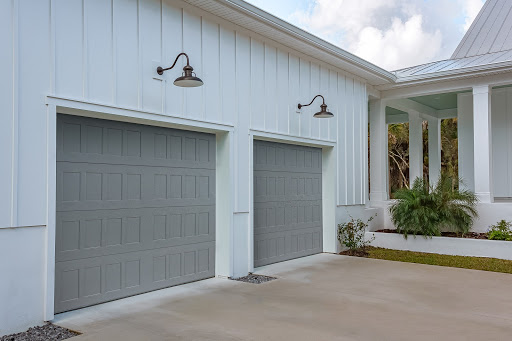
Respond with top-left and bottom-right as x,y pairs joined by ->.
245,0 -> 485,70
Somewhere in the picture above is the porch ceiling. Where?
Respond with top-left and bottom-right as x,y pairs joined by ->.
409,92 -> 459,110
386,107 -> 407,116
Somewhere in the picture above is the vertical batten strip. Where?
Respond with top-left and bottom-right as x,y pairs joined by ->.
218,24 -> 222,122
249,37 -> 252,130
287,53 -> 290,135
360,83 -> 366,204
351,80 -> 357,205
49,0 -> 56,95
309,63 -> 318,138
200,15 -> 205,120
341,76 -> 348,205
11,0 -> 19,226
508,89 -> 512,195
82,0 -> 87,99
160,0 -> 164,114
111,0 -> 116,105
359,83 -> 363,204
363,85 -> 369,204
275,49 -> 279,131
137,0 -> 142,109
262,43 -> 266,130
181,7 -> 186,116
354,80 -> 359,204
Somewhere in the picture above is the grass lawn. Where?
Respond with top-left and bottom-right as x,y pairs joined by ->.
365,247 -> 512,274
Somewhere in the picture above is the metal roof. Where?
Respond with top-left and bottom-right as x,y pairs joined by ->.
393,49 -> 512,79
452,0 -> 512,59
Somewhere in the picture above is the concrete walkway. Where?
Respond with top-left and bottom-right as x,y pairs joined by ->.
54,254 -> 512,340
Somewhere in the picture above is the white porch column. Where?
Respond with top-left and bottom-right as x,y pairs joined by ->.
428,117 -> 442,185
369,99 -> 388,202
408,110 -> 423,184
472,85 -> 493,203
457,93 -> 475,191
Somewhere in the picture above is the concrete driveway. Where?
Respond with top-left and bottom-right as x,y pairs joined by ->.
54,254 -> 512,341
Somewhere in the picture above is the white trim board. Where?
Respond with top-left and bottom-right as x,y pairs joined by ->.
46,96 -> 235,133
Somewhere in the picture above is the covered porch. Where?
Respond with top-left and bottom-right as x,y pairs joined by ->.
369,82 -> 512,232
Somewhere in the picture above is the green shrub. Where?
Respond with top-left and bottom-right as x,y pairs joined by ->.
337,215 -> 375,251
389,175 -> 478,239
487,220 -> 512,241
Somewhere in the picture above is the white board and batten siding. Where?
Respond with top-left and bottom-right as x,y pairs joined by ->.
1,0 -> 369,231
492,87 -> 512,198
0,0 -> 370,335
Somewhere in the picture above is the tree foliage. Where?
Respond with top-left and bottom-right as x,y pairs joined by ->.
389,175 -> 478,238
387,118 -> 459,197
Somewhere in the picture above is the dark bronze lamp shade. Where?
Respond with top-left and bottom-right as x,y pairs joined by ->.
313,103 -> 334,118
157,53 -> 204,88
173,65 -> 203,87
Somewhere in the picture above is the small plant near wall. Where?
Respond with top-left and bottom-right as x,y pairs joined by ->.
487,220 -> 512,241
389,175 -> 478,239
337,215 -> 376,256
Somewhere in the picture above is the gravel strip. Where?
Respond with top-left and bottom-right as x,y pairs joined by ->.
230,273 -> 277,284
1,323 -> 79,341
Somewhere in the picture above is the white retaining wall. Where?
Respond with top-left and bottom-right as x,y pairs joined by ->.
368,232 -> 512,260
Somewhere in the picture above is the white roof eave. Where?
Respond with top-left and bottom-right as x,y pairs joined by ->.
183,0 -> 396,86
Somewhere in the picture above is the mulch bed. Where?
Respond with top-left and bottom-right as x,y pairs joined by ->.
375,229 -> 489,239
1,323 -> 79,341
339,249 -> 370,257
230,273 -> 277,284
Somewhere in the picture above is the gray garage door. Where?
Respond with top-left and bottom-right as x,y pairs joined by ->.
253,140 -> 322,267
55,115 -> 215,313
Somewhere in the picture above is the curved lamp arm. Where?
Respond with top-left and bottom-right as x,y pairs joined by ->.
298,95 -> 326,110
157,53 -> 191,75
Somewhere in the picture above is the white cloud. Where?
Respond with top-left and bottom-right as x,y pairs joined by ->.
461,0 -> 485,30
289,0 -> 485,70
353,15 -> 442,71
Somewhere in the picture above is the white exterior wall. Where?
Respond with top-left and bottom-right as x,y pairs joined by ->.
0,0 -> 370,335
459,88 -> 512,198
492,87 -> 512,198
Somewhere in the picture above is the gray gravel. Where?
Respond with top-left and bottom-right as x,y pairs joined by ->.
230,273 -> 277,284
0,323 -> 79,341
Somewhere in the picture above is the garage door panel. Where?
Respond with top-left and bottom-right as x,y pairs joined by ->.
56,115 -> 215,313
56,206 -> 215,262
56,164 -> 215,211
55,241 -> 215,313
254,171 -> 321,202
254,201 -> 321,235
254,140 -> 322,267
254,227 -> 322,267
254,144 -> 322,173
57,115 -> 215,169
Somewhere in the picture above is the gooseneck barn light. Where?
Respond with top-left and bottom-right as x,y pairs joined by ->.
298,95 -> 334,118
157,52 -> 204,87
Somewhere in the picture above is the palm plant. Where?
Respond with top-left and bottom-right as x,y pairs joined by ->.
389,175 -> 478,238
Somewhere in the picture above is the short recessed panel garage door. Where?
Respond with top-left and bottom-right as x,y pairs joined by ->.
253,140 -> 322,267
55,115 -> 215,313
